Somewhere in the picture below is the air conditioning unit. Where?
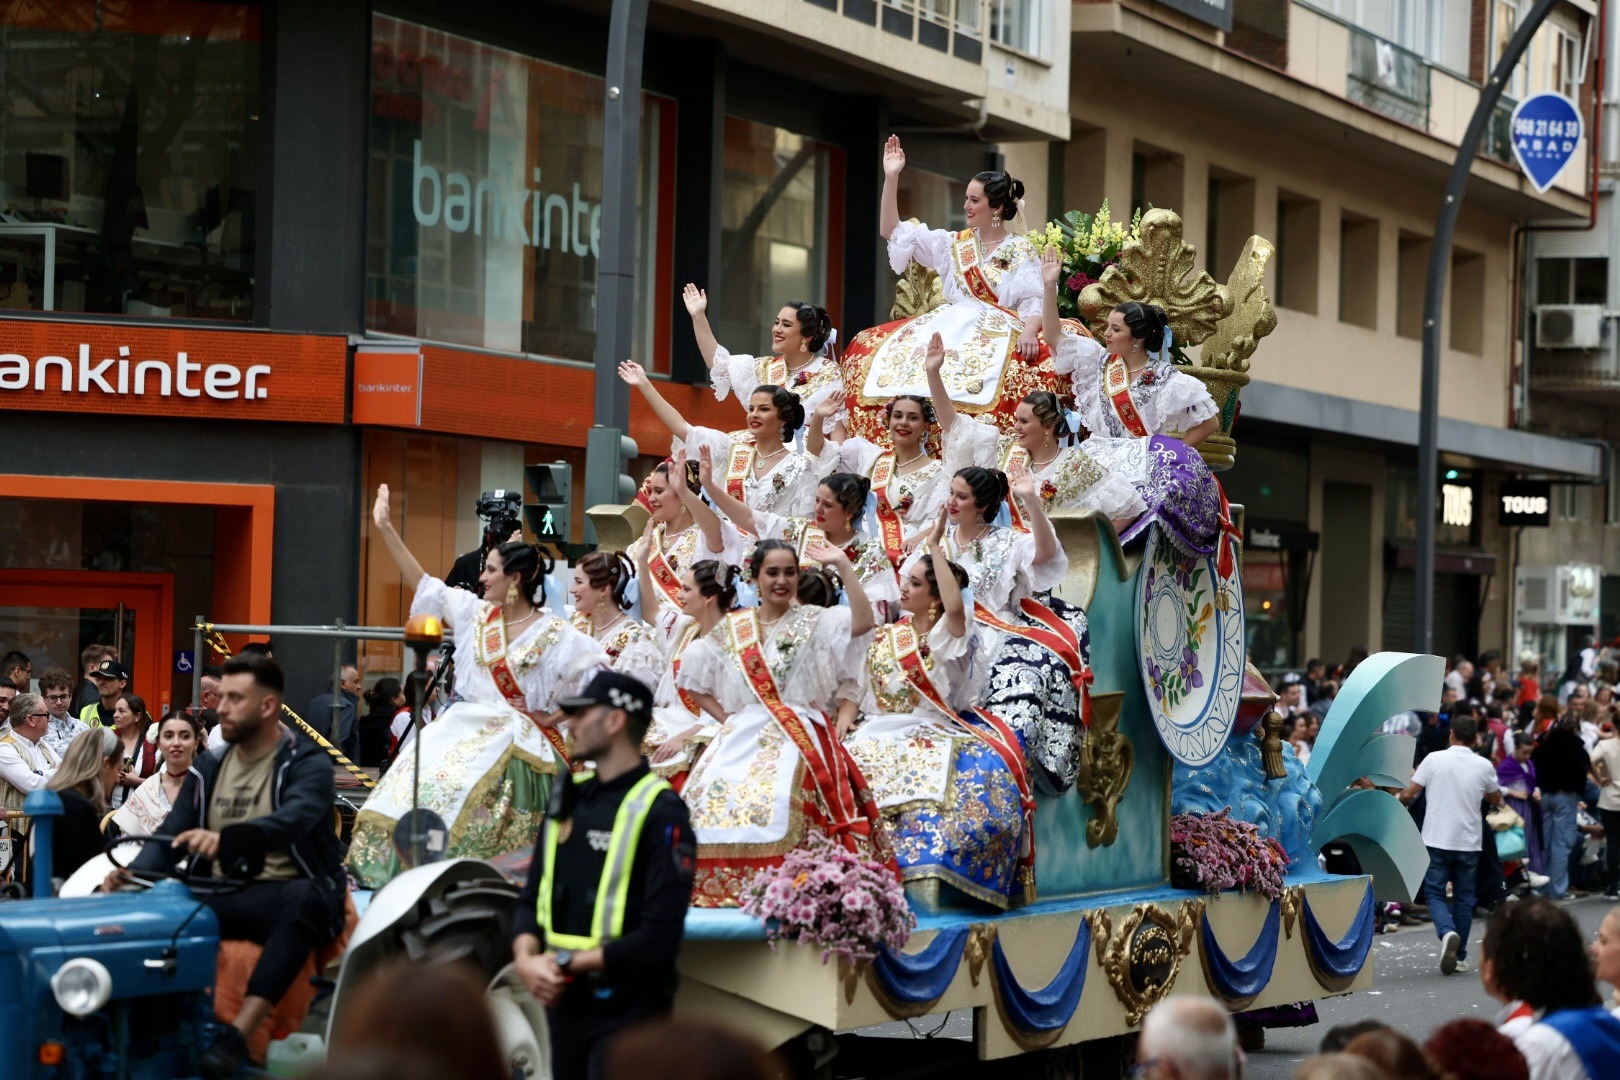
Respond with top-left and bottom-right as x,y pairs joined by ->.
1535,304 -> 1605,349
1516,566 -> 1558,625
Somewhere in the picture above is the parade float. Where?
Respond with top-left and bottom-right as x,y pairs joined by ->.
650,206 -> 1435,1071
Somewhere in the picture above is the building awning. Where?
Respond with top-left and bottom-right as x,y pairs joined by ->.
1388,543 -> 1498,577
1241,380 -> 1604,481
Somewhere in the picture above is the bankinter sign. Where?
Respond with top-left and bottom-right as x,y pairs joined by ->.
0,323 -> 347,424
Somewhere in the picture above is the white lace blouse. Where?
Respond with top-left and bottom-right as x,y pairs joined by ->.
1056,333 -> 1218,439
901,523 -> 1066,620
679,425 -> 818,519
941,416 -> 1143,520
410,574 -> 607,713
709,346 -> 845,435
888,221 -> 1045,323
848,615 -> 981,720
823,435 -> 948,540
676,605 -> 868,716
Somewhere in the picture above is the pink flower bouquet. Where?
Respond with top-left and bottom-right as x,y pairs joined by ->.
740,835 -> 916,966
1169,809 -> 1289,902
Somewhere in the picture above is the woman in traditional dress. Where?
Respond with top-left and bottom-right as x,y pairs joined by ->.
925,319 -> 1139,528
842,546 -> 1036,907
675,538 -> 893,907
683,285 -> 847,441
643,559 -> 740,779
619,361 -> 816,519
806,392 -> 947,563
698,452 -> 901,623
839,137 -> 1059,442
626,454 -> 744,627
1060,290 -> 1225,557
908,464 -> 1066,621
112,708 -> 202,837
350,484 -> 607,887
568,550 -> 663,690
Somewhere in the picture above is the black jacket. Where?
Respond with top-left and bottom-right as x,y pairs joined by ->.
1533,727 -> 1591,794
132,729 -> 347,925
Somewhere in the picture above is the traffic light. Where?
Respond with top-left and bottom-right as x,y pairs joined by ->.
586,426 -> 640,506
524,461 -> 571,545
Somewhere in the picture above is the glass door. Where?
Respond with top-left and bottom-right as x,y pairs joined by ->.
0,571 -> 174,713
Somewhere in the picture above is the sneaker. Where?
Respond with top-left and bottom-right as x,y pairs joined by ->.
198,1026 -> 247,1080
1454,960 -> 1472,974
1439,930 -> 1461,975
1528,872 -> 1551,889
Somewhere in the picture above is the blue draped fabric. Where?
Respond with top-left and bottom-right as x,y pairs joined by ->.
872,926 -> 971,1007
1541,1007 -> 1620,1079
1200,900 -> 1280,1005
1301,884 -> 1376,987
990,914 -> 1091,1035
889,715 -> 1027,907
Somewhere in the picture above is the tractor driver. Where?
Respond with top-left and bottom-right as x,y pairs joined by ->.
107,653 -> 348,1078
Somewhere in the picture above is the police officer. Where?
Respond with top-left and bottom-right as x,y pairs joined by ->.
512,671 -> 695,1079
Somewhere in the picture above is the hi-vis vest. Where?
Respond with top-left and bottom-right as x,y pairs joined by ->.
538,771 -> 672,951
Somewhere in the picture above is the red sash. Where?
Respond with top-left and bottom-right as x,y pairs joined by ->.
953,230 -> 1002,309
759,355 -> 788,386
973,599 -> 1094,728
868,450 -> 908,569
645,526 -> 684,611
1103,355 -> 1151,438
999,442 -> 1032,533
724,439 -> 755,503
669,620 -> 705,719
480,605 -> 576,769
888,620 -> 1037,899
727,610 -> 887,855
1216,480 -> 1242,580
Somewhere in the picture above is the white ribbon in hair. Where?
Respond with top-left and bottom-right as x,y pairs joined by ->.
822,327 -> 839,358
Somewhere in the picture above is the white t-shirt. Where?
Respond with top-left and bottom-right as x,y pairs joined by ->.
1593,739 -> 1620,812
1412,744 -> 1500,851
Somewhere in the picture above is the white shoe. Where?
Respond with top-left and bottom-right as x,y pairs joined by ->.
1454,960 -> 1472,974
1439,930 -> 1461,975
1528,872 -> 1551,888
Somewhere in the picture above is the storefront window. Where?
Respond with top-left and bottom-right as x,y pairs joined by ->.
0,2 -> 260,321
367,15 -> 670,362
1244,553 -> 1292,670
1386,466 -> 1476,546
713,118 -> 830,358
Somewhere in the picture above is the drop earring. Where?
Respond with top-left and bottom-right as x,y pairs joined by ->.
505,581 -> 520,607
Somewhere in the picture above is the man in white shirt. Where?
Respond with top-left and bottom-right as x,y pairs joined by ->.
1445,656 -> 1474,700
0,692 -> 61,827
1400,715 -> 1503,975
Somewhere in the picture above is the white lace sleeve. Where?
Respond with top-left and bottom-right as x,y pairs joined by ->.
1053,325 -> 1107,380
1071,453 -> 1146,520
675,425 -> 736,468
674,636 -> 727,698
697,517 -> 750,564
888,220 -> 954,276
928,616 -> 979,710
709,346 -> 760,404
611,628 -> 665,692
943,415 -> 1002,475
753,509 -> 794,542
1016,530 -> 1069,598
787,606 -> 868,710
779,456 -> 820,518
1151,369 -> 1219,435
860,562 -> 902,625
836,436 -> 882,477
903,473 -> 948,538
998,255 -> 1046,325
409,574 -> 480,630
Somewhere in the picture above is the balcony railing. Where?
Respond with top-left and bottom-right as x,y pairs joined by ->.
805,0 -> 984,63
1530,346 -> 1620,391
1345,25 -> 1430,128
1483,95 -> 1516,165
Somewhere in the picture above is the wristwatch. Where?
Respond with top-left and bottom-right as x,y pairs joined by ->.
553,948 -> 574,974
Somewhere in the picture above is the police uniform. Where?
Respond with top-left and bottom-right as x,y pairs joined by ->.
513,681 -> 696,1080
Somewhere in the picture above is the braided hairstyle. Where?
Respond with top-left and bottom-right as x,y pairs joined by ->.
752,385 -> 806,444
494,540 -> 555,607
954,467 -> 1009,524
689,560 -> 740,611
971,169 -> 1025,222
784,301 -> 835,356
577,550 -> 635,611
819,473 -> 871,529
1020,390 -> 1071,440
796,568 -> 843,608
1113,301 -> 1171,354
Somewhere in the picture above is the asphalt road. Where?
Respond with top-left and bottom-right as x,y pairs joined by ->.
1244,895 -> 1617,1079
846,896 -> 1618,1079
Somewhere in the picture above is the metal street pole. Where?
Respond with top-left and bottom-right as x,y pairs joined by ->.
1417,0 -> 1561,655
586,0 -> 650,513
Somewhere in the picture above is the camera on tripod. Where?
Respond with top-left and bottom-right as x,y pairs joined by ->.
476,489 -> 523,545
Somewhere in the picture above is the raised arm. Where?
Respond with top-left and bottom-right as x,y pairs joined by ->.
808,540 -> 874,637
371,485 -> 428,585
697,444 -> 758,536
1008,465 -> 1059,570
618,360 -> 691,442
675,447 -> 728,554
1040,249 -> 1064,348
805,395 -> 840,459
879,135 -> 905,241
925,539 -> 967,639
683,284 -> 722,369
923,332 -> 958,436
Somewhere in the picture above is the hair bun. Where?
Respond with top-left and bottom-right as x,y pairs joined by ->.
1009,178 -> 1026,201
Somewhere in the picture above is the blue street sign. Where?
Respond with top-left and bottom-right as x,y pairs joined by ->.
174,650 -> 195,674
1511,93 -> 1583,194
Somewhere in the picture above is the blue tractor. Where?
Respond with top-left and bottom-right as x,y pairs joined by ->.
0,790 -> 237,1080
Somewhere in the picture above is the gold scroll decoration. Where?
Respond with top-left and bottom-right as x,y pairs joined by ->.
1078,690 -> 1134,847
1090,900 -> 1202,1027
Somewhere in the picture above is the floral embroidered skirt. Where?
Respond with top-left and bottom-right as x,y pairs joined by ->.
347,701 -> 558,888
1086,434 -> 1220,557
682,703 -> 891,907
846,711 -> 1026,909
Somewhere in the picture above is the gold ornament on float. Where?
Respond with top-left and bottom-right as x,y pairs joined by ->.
1078,690 -> 1134,847
1090,900 -> 1201,1027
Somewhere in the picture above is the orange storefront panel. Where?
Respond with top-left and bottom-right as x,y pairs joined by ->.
0,321 -> 346,423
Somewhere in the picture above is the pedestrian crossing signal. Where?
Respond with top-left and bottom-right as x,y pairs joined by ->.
525,462 -> 571,544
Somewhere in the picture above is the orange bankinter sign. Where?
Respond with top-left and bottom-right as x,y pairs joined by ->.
0,321 -> 347,423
